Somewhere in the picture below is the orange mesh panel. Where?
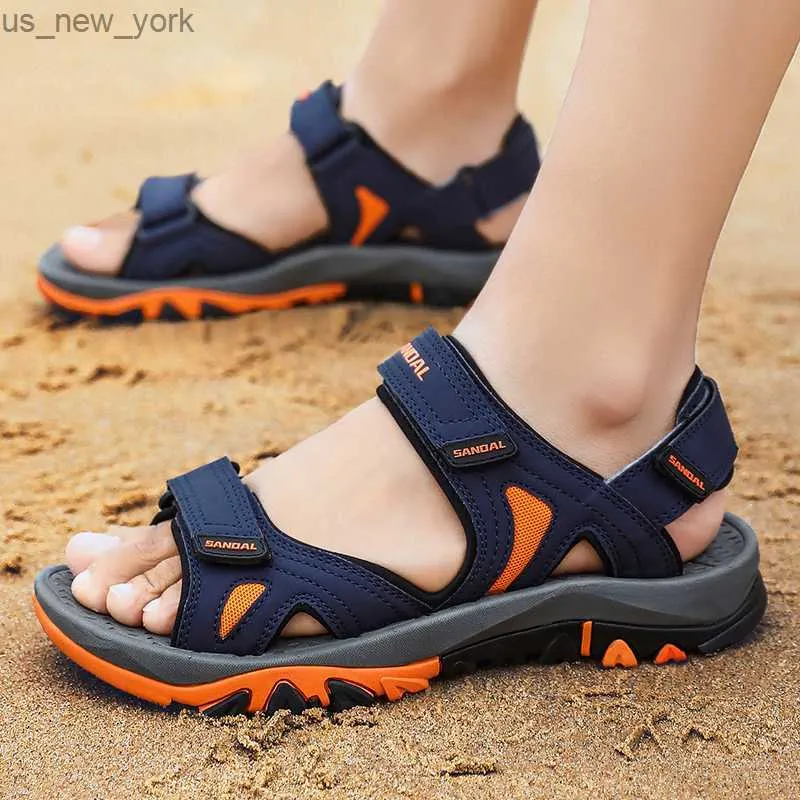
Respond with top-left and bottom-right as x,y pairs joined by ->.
488,486 -> 553,594
219,582 -> 266,640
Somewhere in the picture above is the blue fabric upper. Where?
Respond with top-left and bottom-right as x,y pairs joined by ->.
119,81 -> 540,281
162,328 -> 738,656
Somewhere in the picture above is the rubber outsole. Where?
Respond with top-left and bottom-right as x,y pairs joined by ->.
37,243 -> 497,321
32,516 -> 764,714
33,554 -> 767,716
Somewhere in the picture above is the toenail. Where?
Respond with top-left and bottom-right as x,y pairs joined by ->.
143,598 -> 161,614
109,583 -> 135,603
64,225 -> 103,249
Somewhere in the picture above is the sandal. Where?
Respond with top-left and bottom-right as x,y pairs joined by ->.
33,328 -> 765,715
37,83 -> 540,322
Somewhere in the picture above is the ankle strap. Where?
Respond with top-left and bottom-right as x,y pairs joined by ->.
290,82 -> 540,248
609,370 -> 738,527
377,329 -> 739,586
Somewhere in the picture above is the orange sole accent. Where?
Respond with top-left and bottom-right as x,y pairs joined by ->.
37,275 -> 348,321
409,281 -> 425,304
653,643 -> 688,665
33,597 -> 440,713
580,620 -> 593,658
601,639 -> 639,669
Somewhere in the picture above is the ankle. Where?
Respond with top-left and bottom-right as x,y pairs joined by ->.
341,73 -> 518,184
454,316 -> 696,478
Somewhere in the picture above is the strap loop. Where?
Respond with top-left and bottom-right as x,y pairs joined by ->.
135,174 -> 199,243
378,329 -> 512,453
610,376 -> 738,526
167,457 -> 271,566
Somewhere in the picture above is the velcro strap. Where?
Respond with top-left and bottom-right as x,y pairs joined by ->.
611,374 -> 737,526
135,174 -> 198,240
653,377 -> 737,499
378,328 -> 517,468
167,457 -> 271,565
290,81 -> 350,163
412,115 -> 540,228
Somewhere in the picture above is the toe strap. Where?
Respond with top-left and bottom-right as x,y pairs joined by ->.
163,457 -> 427,655
120,174 -> 272,281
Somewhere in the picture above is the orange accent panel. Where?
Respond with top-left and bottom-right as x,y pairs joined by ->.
350,186 -> 389,246
488,486 -> 553,594
601,639 -> 638,668
33,596 -> 440,713
654,643 -> 688,666
409,282 -> 424,305
580,621 -> 593,658
37,276 -> 347,320
219,582 -> 266,640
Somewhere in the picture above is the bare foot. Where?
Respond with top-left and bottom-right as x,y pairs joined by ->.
66,389 -> 724,637
60,111 -> 526,276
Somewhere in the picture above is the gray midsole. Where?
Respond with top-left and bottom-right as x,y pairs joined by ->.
38,243 -> 498,300
34,514 -> 760,686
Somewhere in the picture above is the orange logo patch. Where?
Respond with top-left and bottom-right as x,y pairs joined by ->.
350,186 -> 389,246
398,342 -> 429,381
204,539 -> 259,552
666,454 -> 706,492
452,440 -> 509,459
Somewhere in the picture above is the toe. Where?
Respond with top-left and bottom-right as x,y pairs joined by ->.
71,521 -> 177,614
65,531 -> 122,575
142,580 -> 182,635
60,210 -> 139,275
106,555 -> 182,627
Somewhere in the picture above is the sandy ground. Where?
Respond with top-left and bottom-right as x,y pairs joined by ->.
0,2 -> 798,798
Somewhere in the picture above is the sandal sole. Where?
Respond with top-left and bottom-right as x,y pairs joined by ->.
37,243 -> 497,322
33,514 -> 766,716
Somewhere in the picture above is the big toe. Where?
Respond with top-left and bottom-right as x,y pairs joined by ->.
60,210 -> 138,275
70,521 -> 178,614
65,531 -> 122,575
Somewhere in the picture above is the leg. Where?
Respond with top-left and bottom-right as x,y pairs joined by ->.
67,0 -> 799,635
61,0 -> 536,274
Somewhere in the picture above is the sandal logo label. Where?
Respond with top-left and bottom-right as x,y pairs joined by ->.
204,539 -> 259,552
442,433 -> 518,468
195,535 -> 270,564
398,342 -> 430,381
656,448 -> 710,498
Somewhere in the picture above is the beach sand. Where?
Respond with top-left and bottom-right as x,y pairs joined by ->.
0,2 -> 798,798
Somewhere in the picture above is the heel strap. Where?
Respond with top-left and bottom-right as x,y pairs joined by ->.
610,371 -> 738,526
290,82 -> 540,248
378,329 -> 738,587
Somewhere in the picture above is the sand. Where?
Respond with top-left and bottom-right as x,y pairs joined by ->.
0,2 -> 798,798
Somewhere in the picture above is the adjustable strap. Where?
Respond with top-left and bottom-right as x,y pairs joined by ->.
135,174 -> 199,237
122,174 -> 271,280
167,457 -> 271,565
289,82 -> 350,163
377,329 -> 704,584
610,373 -> 738,526
290,82 -> 540,247
409,116 -> 540,232
378,328 -> 517,468
166,457 -> 426,654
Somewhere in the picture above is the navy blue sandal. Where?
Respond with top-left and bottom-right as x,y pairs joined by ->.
38,82 -> 540,322
34,328 -> 765,715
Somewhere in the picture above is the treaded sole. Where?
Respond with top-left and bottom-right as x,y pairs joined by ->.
37,243 -> 496,321
32,573 -> 766,717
